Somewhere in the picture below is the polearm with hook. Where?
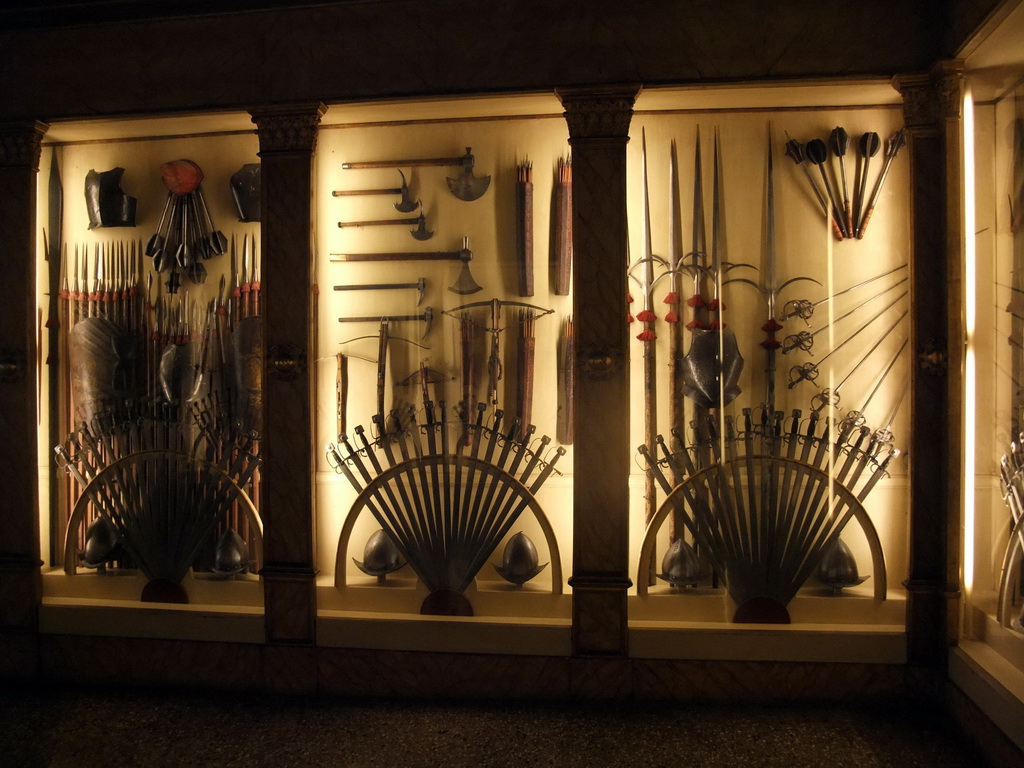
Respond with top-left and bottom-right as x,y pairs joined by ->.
729,126 -> 818,417
442,298 -> 554,412
666,139 -> 686,457
634,129 -> 660,561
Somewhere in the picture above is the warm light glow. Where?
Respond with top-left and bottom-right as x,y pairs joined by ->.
963,86 -> 977,597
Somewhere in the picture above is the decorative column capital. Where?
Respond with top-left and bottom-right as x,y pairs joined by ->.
556,85 -> 641,141
892,61 -> 963,130
0,121 -> 48,170
932,60 -> 964,121
250,102 -> 327,155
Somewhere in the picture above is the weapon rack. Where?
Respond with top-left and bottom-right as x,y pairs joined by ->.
36,115 -> 266,609
964,61 -> 1024,681
31,84 -> 918,637
313,85 -> 913,632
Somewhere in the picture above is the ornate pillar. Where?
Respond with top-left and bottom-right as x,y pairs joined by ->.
892,61 -> 964,669
557,86 -> 639,660
250,104 -> 325,663
0,121 -> 47,677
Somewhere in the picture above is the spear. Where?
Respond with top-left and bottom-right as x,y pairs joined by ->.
240,234 -> 251,319
250,238 -> 261,317
731,125 -> 818,414
666,139 -> 686,457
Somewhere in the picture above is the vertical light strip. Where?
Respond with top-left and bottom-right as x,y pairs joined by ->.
963,85 -> 977,598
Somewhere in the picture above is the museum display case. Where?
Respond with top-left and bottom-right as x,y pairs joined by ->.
34,112 -> 267,639
958,1 -> 1024,750
29,82 -> 916,663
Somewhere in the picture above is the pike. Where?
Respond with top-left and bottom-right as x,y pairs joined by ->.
632,129 -> 659,577
333,277 -> 426,306
342,147 -> 490,202
331,237 -> 481,295
666,138 -> 686,462
857,128 -> 906,238
45,146 -> 63,563
331,169 -> 418,212
730,125 -> 818,415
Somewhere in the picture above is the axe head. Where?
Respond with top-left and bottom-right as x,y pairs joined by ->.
415,277 -> 426,306
393,169 -> 418,213
410,213 -> 434,241
447,148 -> 490,201
420,306 -> 433,339
448,246 -> 482,295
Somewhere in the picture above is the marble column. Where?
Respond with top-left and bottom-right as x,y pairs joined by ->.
557,86 -> 639,660
892,61 -> 964,669
0,121 -> 47,677
250,104 -> 325,662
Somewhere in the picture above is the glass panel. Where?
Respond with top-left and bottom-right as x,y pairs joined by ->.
36,115 -> 264,609
968,75 -> 1024,672
315,96 -> 574,628
628,88 -> 910,636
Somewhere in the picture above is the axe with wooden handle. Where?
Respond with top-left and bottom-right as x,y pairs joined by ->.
338,306 -> 434,339
330,237 -> 482,295
342,148 -> 490,202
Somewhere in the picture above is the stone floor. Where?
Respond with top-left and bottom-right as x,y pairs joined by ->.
0,683 -> 989,767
